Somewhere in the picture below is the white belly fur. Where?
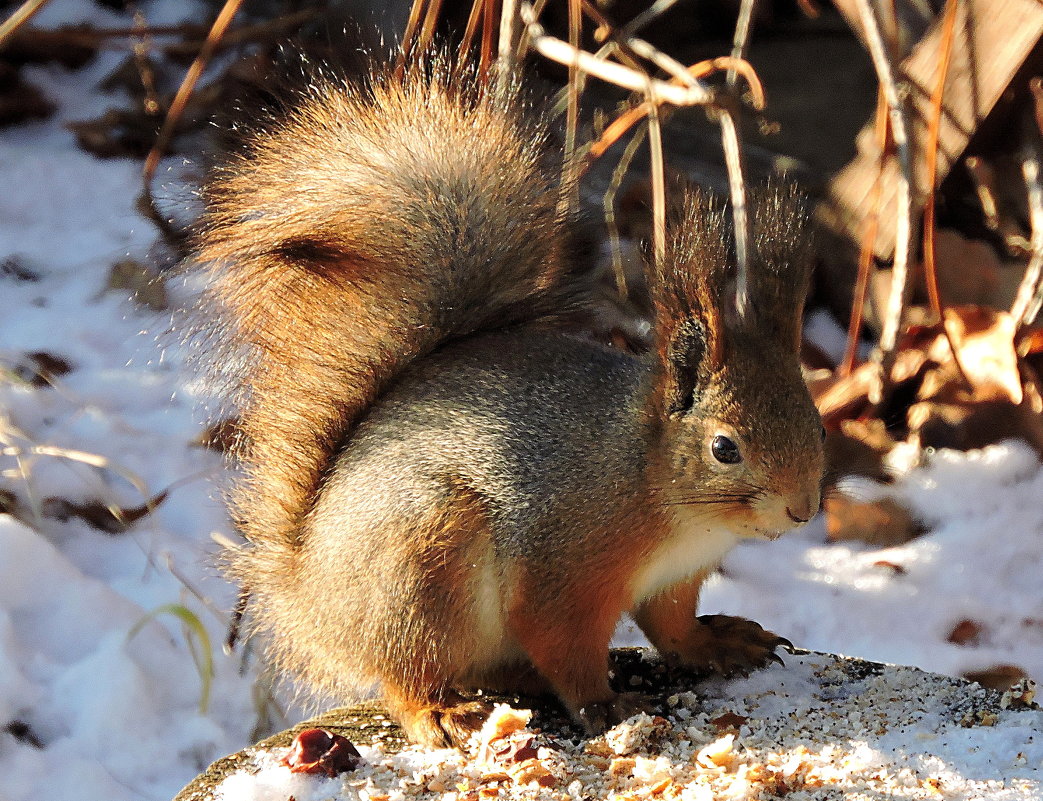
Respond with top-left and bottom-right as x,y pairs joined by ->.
630,512 -> 739,603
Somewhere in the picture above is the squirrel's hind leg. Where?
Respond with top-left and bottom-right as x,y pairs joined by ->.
370,479 -> 508,748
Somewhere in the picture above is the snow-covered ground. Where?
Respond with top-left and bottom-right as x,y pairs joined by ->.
1,4 -> 1041,800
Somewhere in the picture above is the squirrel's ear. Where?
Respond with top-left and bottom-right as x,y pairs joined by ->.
662,318 -> 709,414
651,190 -> 728,414
744,181 -> 813,350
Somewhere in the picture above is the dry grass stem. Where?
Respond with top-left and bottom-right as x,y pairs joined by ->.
586,56 -> 762,165
842,89 -> 888,376
921,0 -> 959,319
560,0 -> 582,217
481,0 -> 497,80
520,6 -> 711,107
0,0 -> 52,48
964,156 -> 1003,235
719,106 -> 750,319
728,0 -> 757,89
400,0 -> 428,60
920,0 -> 971,386
498,0 -> 518,78
645,78 -> 667,270
418,0 -> 446,57
619,0 -> 683,39
142,0 -> 244,189
459,0 -> 485,59
604,124 -> 648,299
1012,79 -> 1043,327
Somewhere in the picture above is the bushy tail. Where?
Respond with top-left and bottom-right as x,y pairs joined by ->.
193,59 -> 581,569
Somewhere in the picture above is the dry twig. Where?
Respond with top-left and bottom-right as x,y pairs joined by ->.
1012,79 -> 1043,327
498,0 -> 518,78
852,0 -> 915,379
520,7 -> 711,107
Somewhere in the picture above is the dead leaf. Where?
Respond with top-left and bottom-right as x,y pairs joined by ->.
509,758 -> 556,787
813,362 -> 877,426
824,496 -> 924,546
0,257 -> 40,282
11,351 -> 73,387
928,230 -> 1003,307
104,259 -> 168,310
947,619 -> 984,646
963,665 -> 1028,691
909,397 -> 1043,455
4,721 -> 43,749
943,307 -> 1022,404
710,711 -> 748,732
489,732 -> 539,764
824,419 -> 896,483
0,63 -> 54,127
41,489 -> 168,534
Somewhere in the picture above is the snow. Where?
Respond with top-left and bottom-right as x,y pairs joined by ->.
0,4 -> 1041,800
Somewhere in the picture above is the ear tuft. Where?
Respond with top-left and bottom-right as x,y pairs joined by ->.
746,181 -> 813,348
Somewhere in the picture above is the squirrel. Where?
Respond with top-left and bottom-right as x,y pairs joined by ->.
192,55 -> 826,749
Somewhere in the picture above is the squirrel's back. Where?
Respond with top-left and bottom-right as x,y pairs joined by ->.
193,59 -> 585,581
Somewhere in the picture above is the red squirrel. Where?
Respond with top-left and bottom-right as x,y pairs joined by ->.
192,56 -> 825,748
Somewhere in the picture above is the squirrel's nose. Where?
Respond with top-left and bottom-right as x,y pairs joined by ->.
785,493 -> 819,525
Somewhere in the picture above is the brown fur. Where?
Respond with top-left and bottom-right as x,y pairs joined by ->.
506,497 -> 668,718
192,55 -> 824,748
194,59 -> 578,566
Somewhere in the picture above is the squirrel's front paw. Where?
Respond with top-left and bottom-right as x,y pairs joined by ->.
679,615 -> 793,678
577,692 -> 655,736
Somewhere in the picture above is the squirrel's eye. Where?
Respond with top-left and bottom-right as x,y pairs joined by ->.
711,435 -> 742,465
820,424 -> 827,442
